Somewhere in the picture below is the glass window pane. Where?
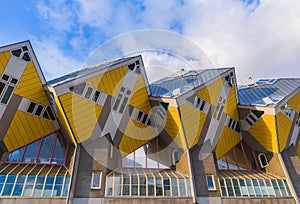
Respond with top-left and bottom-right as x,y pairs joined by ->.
271,179 -> 281,196
12,175 -> 26,196
226,179 -> 234,196
232,179 -> 241,196
140,176 -> 146,196
246,179 -> 255,196
38,133 -> 56,163
62,177 -> 70,196
33,176 -> 45,196
27,102 -> 36,113
105,176 -> 113,196
8,147 -> 24,162
156,177 -> 163,196
259,180 -> 268,196
135,147 -> 146,168
219,179 -> 227,196
277,180 -> 287,196
2,175 -> 16,196
265,180 -> 275,196
113,175 -> 121,196
0,175 -> 6,193
148,177 -> 154,196
23,175 -> 36,196
178,178 -> 186,196
34,105 -> 44,116
91,172 -> 101,189
171,178 -> 178,196
113,94 -> 122,111
43,176 -> 54,196
52,132 -> 67,164
131,177 -> 138,196
70,82 -> 86,95
84,87 -> 93,99
1,85 -> 14,104
122,176 -> 130,195
0,82 -> 5,96
252,179 -> 261,196
23,139 -> 41,163
163,178 -> 170,196
53,176 -> 64,196
283,180 -> 292,196
92,90 -> 100,102
119,97 -> 128,113
206,175 -> 215,190
217,158 -> 228,170
239,179 -> 248,196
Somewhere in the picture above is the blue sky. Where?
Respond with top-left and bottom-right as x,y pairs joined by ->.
1,0 -> 299,82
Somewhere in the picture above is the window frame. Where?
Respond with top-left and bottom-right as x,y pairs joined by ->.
206,175 -> 216,191
90,171 -> 102,190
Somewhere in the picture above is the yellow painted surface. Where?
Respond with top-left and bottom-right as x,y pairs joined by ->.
215,126 -> 241,160
3,111 -> 55,151
249,114 -> 278,153
0,51 -> 11,73
288,91 -> 300,113
14,62 -> 49,105
119,134 -> 148,156
180,103 -> 207,148
60,93 -> 102,143
164,106 -> 186,149
276,112 -> 292,152
119,120 -> 156,155
87,65 -> 127,97
198,77 -> 225,106
129,75 -> 151,113
54,94 -> 76,144
297,141 -> 300,157
224,86 -> 239,121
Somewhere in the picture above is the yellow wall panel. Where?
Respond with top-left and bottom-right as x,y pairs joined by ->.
180,104 -> 207,148
224,86 -> 239,120
129,75 -> 151,112
164,106 -> 186,149
249,114 -> 278,153
288,91 -> 300,113
119,134 -> 148,156
276,112 -> 292,152
60,93 -> 102,143
297,140 -> 300,157
0,51 -> 11,73
87,66 -> 127,97
3,111 -> 55,151
215,126 -> 241,160
14,62 -> 49,105
198,77 -> 224,106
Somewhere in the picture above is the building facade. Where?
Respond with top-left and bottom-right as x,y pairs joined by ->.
0,41 -> 300,204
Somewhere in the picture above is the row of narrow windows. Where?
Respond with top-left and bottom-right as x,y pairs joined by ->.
0,74 -> 18,105
244,110 -> 264,126
11,46 -> 31,62
0,174 -> 70,197
69,82 -> 103,104
26,101 -> 55,121
219,178 -> 292,197
135,110 -> 152,126
226,117 -> 241,133
105,171 -> 191,197
186,94 -> 207,112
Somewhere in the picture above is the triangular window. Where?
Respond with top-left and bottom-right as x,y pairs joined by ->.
6,130 -> 69,165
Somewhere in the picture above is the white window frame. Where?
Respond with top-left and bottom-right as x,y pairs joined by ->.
206,175 -> 216,191
91,171 -> 102,189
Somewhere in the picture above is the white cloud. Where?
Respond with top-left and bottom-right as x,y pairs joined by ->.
31,38 -> 82,81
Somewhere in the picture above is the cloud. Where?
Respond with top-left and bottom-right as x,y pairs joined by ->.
30,0 -> 300,83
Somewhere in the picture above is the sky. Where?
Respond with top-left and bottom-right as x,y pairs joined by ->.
0,0 -> 300,83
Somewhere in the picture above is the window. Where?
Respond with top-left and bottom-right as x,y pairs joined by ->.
112,87 -> 131,114
258,153 -> 269,168
172,150 -> 179,165
91,172 -> 102,189
11,47 -> 31,62
135,110 -> 152,126
186,94 -> 208,112
6,130 -> 68,165
281,103 -> 294,119
206,175 -> 216,190
69,82 -> 86,95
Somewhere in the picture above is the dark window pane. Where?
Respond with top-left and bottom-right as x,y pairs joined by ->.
52,132 -> 67,164
22,139 -> 41,162
137,111 -> 143,121
11,78 -> 18,84
27,102 -> 36,113
219,179 -> 227,196
140,177 -> 146,196
206,175 -> 215,190
142,113 -> 148,124
22,52 -> 31,62
8,147 -> 24,162
119,97 -> 128,113
272,180 -> 281,196
69,82 -> 86,95
259,180 -> 268,196
239,179 -> 248,196
2,175 -> 16,196
11,49 -> 22,57
42,110 -> 50,119
35,105 -> 44,116
226,179 -> 234,196
1,85 -> 14,104
156,177 -> 162,196
232,179 -> 241,196
148,177 -> 154,196
22,46 -> 28,51
164,179 -> 170,196
92,90 -> 100,102
113,94 -> 122,111
200,101 -> 206,111
131,177 -> 138,195
46,106 -> 55,120
277,180 -> 287,196
252,179 -> 261,196
2,74 -> 9,81
84,87 -> 93,99
0,82 -> 5,96
266,180 -> 275,196
38,133 -> 56,163
283,180 -> 292,196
